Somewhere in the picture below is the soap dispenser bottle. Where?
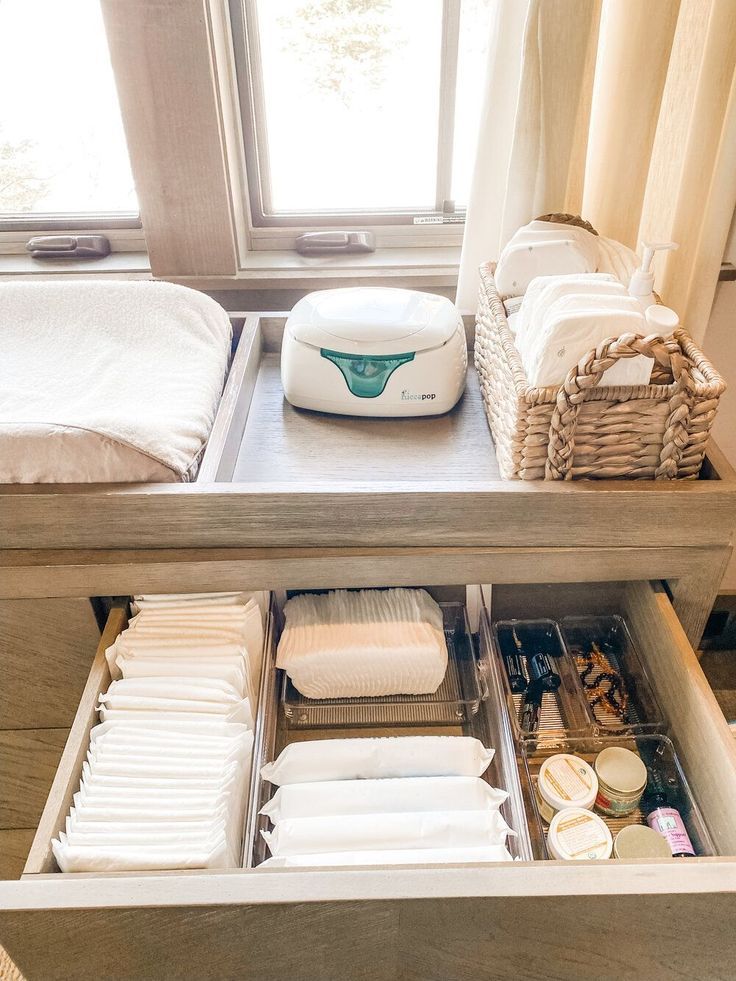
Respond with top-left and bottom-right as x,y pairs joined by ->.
628,241 -> 678,311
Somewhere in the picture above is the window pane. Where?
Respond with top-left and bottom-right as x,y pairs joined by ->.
0,0 -> 137,217
254,0 -> 443,214
451,0 -> 494,209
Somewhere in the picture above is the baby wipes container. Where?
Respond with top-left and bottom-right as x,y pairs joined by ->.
281,287 -> 467,417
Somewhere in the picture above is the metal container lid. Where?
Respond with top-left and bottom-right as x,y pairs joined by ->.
595,747 -> 647,794
614,824 -> 672,859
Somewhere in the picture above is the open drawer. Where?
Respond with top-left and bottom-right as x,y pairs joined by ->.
3,580 -> 736,980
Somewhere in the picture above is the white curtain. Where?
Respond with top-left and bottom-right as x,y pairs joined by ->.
457,0 -> 736,344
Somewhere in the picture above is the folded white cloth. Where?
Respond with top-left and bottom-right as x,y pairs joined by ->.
52,833 -> 232,872
521,292 -> 651,388
261,736 -> 494,786
494,220 -> 639,299
0,279 -> 232,483
51,593 -> 260,874
277,588 -> 448,699
261,809 -> 514,857
258,846 -> 514,867
106,596 -> 265,705
261,777 -> 508,821
513,273 -> 624,352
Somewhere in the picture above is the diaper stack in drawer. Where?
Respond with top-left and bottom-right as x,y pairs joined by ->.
259,736 -> 515,867
51,592 -> 268,873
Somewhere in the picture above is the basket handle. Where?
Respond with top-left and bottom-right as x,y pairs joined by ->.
545,331 -> 693,480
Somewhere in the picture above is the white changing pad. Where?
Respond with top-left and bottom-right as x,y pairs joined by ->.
0,280 -> 232,482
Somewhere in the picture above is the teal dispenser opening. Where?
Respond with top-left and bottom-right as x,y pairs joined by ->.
320,349 -> 415,398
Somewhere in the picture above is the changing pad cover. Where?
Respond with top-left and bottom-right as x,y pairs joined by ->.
0,280 -> 232,482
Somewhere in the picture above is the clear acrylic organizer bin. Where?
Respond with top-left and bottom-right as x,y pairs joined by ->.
519,734 -> 714,860
492,619 -> 595,739
559,615 -> 664,734
246,601 -> 535,868
280,603 -> 484,729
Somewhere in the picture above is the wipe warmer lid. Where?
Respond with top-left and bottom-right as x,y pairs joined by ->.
286,287 -> 462,355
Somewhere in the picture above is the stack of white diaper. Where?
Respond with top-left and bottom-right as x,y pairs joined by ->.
258,736 -> 515,867
277,589 -> 448,699
51,592 -> 267,873
514,273 -> 652,388
494,219 -> 639,298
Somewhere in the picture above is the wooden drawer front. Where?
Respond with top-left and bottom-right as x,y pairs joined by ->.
0,598 -> 100,729
5,581 -> 736,981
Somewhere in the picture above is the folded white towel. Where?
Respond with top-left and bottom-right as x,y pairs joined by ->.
514,273 -> 623,352
277,588 -> 447,699
0,279 -> 232,482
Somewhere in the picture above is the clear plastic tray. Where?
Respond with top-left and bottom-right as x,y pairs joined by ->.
519,733 -> 715,860
280,603 -> 483,729
560,615 -> 664,734
246,602 -> 535,867
492,619 -> 595,738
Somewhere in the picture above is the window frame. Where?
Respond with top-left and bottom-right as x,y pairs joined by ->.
229,0 -> 468,246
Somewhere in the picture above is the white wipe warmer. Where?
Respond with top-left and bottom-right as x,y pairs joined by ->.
280,287 -> 467,417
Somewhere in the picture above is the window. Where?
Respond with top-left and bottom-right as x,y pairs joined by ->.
0,0 -> 139,231
231,0 -> 493,239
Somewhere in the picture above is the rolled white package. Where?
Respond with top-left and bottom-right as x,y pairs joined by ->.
261,809 -> 513,857
276,588 -> 447,699
261,776 -> 507,821
513,273 -> 623,351
261,736 -> 494,786
259,846 -> 514,868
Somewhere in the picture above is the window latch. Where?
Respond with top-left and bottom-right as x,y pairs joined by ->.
295,231 -> 375,255
26,234 -> 112,259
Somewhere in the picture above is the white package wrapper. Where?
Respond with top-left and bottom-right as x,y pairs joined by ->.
89,720 -> 252,742
115,657 -> 249,693
97,703 -> 254,727
261,809 -> 513,856
261,736 -> 494,786
104,677 -> 243,701
80,762 -> 240,789
52,832 -> 232,872
261,777 -> 508,821
276,588 -> 447,699
259,846 -> 514,868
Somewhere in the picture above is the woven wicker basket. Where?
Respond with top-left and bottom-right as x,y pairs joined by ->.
474,262 -> 726,480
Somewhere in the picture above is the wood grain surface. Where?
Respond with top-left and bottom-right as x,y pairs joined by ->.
2,891 -> 736,981
0,832 -> 34,882
0,599 -> 99,729
0,730 -> 68,830
232,356 -> 501,483
100,0 -> 238,277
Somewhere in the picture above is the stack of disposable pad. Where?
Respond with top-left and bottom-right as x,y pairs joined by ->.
277,589 -> 448,699
513,273 -> 651,388
258,736 -> 515,867
51,592 -> 267,873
